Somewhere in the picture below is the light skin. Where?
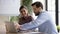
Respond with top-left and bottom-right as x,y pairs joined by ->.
15,5 -> 42,30
15,8 -> 29,29
32,5 -> 42,16
20,8 -> 28,18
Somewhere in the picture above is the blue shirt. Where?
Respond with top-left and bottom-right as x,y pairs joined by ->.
20,11 -> 58,34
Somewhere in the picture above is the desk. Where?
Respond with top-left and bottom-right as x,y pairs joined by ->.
0,32 -> 47,34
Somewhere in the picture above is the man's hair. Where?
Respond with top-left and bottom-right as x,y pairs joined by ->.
19,5 -> 27,11
31,1 -> 43,9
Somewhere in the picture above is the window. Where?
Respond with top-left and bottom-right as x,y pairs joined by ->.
48,0 -> 55,11
58,0 -> 60,25
47,0 -> 56,24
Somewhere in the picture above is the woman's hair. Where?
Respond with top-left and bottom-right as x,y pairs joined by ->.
19,5 -> 27,11
19,5 -> 28,17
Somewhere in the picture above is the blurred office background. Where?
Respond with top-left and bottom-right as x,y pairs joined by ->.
0,0 -> 60,33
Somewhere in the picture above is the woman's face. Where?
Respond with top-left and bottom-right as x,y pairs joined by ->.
20,8 -> 28,17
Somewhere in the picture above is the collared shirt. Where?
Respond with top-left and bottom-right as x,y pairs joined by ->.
20,11 -> 58,34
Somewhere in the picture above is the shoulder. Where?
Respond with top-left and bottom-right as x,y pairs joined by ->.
38,11 -> 50,19
28,14 -> 33,18
40,11 -> 50,17
29,16 -> 32,18
28,15 -> 34,21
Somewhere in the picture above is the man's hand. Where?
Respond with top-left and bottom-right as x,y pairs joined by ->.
14,23 -> 21,30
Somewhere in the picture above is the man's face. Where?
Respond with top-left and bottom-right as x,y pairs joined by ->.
32,5 -> 41,16
20,8 -> 28,17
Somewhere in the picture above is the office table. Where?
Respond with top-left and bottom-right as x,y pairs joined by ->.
0,32 -> 47,34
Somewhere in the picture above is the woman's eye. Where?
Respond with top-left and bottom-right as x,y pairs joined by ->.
23,10 -> 26,12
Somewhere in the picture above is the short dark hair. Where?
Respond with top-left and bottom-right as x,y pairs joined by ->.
19,5 -> 27,11
31,2 -> 43,9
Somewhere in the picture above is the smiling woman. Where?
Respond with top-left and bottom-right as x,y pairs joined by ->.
21,0 -> 33,15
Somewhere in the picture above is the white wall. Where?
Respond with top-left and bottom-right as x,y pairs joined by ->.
0,0 -> 20,16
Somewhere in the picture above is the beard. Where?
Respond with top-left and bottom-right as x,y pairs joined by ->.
35,12 -> 40,16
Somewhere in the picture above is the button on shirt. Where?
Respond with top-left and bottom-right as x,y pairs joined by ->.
20,11 -> 58,34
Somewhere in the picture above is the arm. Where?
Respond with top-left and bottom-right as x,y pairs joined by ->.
20,13 -> 49,30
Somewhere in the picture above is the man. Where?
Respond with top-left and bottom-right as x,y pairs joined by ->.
16,2 -> 58,34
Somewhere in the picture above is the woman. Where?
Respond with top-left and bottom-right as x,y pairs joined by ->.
18,5 -> 33,25
17,5 -> 35,32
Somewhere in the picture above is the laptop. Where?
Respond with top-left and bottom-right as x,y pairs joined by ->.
5,21 -> 18,33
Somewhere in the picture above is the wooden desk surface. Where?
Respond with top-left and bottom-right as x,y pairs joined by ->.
0,32 -> 47,34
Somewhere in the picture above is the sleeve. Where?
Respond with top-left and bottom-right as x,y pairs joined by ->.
20,13 -> 49,30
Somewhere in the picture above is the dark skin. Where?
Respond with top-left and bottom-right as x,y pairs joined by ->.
20,8 -> 28,18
